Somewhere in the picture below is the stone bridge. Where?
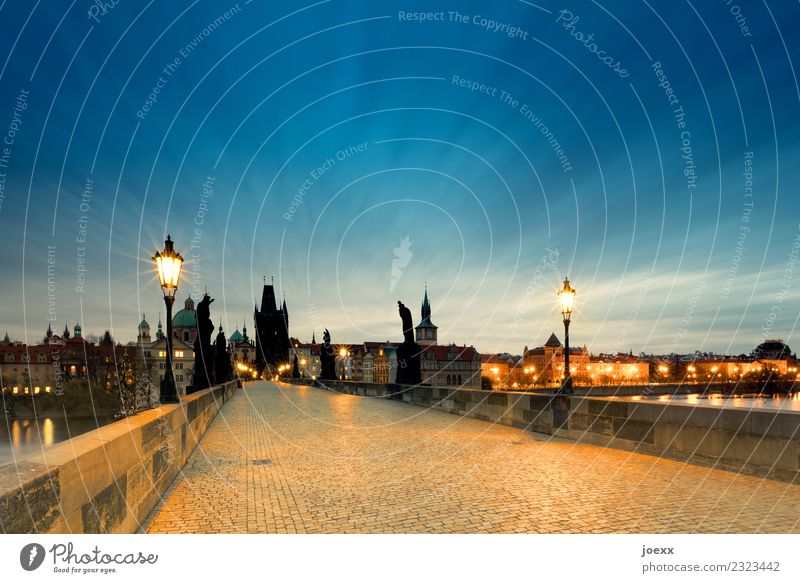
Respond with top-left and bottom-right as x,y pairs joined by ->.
144,381 -> 800,534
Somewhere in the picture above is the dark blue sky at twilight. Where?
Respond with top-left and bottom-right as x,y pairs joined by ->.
0,0 -> 798,355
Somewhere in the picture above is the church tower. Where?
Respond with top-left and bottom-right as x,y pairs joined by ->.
137,314 -> 151,344
415,285 -> 438,346
254,278 -> 290,373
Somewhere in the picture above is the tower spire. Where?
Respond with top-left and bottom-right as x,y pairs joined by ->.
415,284 -> 438,346
421,284 -> 431,320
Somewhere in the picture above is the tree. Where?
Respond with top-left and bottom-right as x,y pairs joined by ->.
117,350 -> 139,416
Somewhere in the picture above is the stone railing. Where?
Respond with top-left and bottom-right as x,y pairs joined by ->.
566,396 -> 800,483
308,379 -> 800,483
0,380 -> 238,533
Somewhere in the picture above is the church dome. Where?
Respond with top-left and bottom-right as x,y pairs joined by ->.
172,296 -> 197,328
229,329 -> 244,343
754,339 -> 792,359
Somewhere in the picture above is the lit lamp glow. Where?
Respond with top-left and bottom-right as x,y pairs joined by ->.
558,277 -> 576,394
153,235 -> 183,404
338,347 -> 349,380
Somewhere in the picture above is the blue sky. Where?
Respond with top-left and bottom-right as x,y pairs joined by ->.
0,0 -> 798,355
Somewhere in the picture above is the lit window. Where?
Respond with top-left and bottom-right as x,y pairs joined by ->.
34,386 -> 40,394
12,386 -> 19,394
158,350 -> 167,358
174,350 -> 184,358
45,386 -> 51,393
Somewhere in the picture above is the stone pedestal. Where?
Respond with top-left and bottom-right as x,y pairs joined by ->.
551,394 -> 570,430
396,341 -> 421,385
319,343 -> 336,380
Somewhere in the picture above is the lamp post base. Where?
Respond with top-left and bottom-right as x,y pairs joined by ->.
159,294 -> 180,404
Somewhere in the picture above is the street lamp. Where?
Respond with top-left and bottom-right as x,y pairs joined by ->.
153,235 -> 183,404
558,277 -> 576,394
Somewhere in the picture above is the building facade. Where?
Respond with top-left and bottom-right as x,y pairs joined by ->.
0,323 -> 140,396
134,315 -> 195,395
523,333 -> 590,386
413,288 -> 481,389
228,322 -> 256,368
480,353 -> 519,388
291,335 -> 321,380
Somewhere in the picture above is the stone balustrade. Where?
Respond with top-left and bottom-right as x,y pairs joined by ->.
0,381 -> 238,533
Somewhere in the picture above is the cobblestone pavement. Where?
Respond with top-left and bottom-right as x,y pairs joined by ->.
145,382 -> 800,533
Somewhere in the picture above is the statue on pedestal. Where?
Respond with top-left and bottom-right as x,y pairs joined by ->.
192,294 -> 215,390
396,301 -> 421,385
319,328 -> 336,380
214,325 -> 232,384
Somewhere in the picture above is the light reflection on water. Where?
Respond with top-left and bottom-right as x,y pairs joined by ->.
1,416 -> 114,465
628,392 -> 800,412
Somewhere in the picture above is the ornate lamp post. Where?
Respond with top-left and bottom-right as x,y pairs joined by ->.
558,277 -> 576,394
153,235 -> 183,403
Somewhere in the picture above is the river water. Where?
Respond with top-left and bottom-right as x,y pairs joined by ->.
0,415 -> 115,466
622,392 -> 800,412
